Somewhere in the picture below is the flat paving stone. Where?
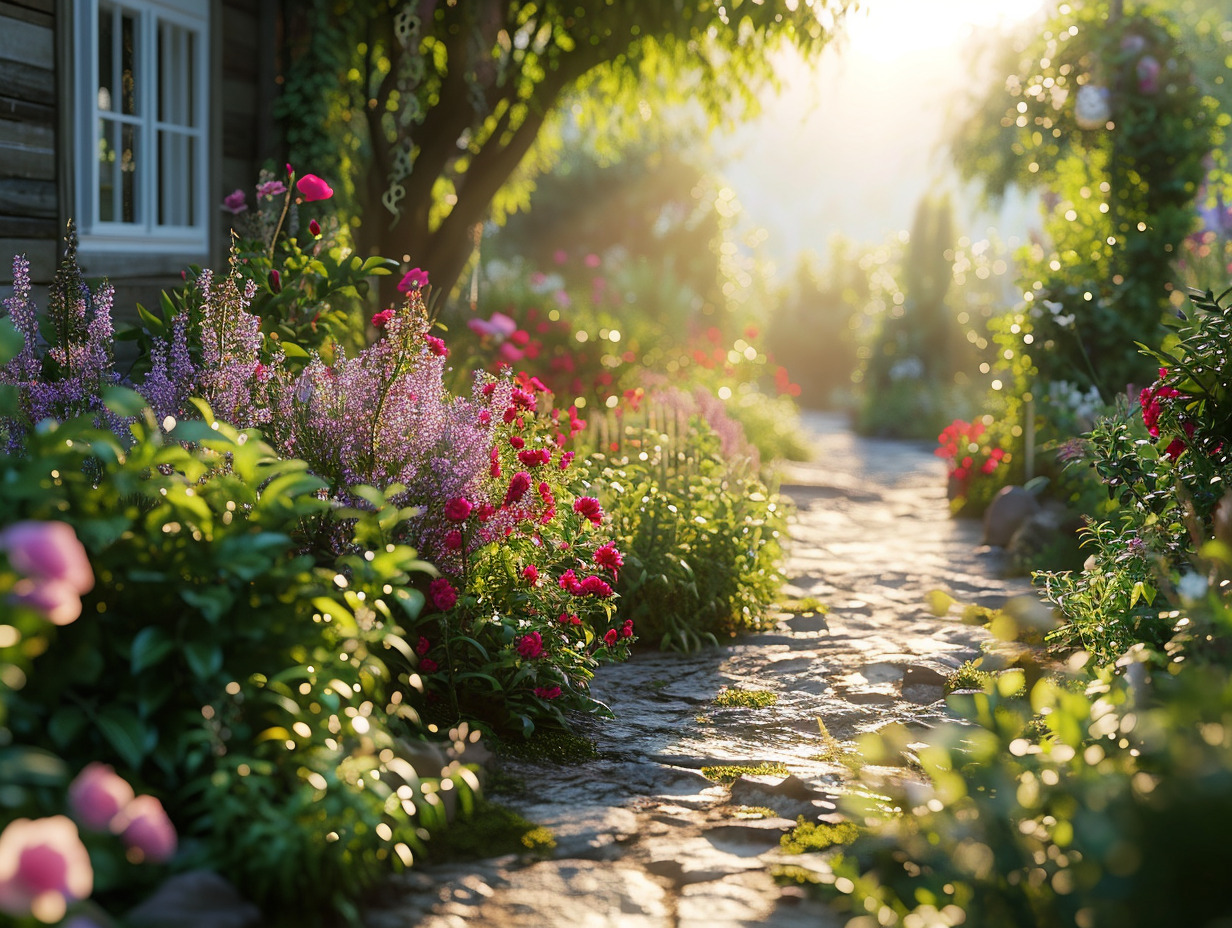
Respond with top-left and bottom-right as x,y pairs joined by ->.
361,411 -> 1034,927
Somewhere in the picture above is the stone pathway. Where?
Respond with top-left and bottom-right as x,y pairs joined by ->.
363,412 -> 1035,928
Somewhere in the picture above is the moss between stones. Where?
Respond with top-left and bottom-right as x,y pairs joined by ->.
779,595 -> 829,615
700,762 -> 790,783
771,863 -> 824,885
713,688 -> 778,709
779,817 -> 860,854
497,728 -> 599,764
429,798 -> 555,861
946,659 -> 994,693
728,805 -> 779,819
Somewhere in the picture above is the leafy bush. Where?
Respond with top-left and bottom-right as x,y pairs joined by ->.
588,390 -> 788,651
0,402 -> 458,922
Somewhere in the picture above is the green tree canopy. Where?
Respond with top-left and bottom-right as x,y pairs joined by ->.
277,0 -> 853,307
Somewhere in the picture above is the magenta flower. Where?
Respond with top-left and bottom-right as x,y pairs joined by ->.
371,308 -> 395,329
296,173 -> 334,201
0,522 -> 93,595
523,565 -> 540,584
67,763 -> 134,833
534,685 -> 562,699
558,569 -> 583,595
580,575 -> 613,598
621,619 -> 634,639
573,497 -> 603,525
603,628 -> 619,647
0,816 -> 93,918
504,471 -> 532,507
397,268 -> 429,294
221,189 -> 247,214
268,269 -> 282,293
444,497 -> 473,522
517,448 -> 551,467
467,311 -> 518,339
444,530 -> 462,550
559,451 -> 575,470
419,658 -> 439,673
415,636 -> 431,656
308,218 -> 321,237
553,249 -> 568,265
429,577 -> 457,611
509,435 -> 525,449
594,543 -> 624,576
424,335 -> 447,357
517,632 -> 543,659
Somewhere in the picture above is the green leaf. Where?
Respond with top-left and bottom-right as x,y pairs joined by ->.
0,317 -> 24,365
137,301 -> 169,338
96,707 -> 150,769
131,625 -> 176,674
169,419 -> 228,444
48,706 -> 88,750
102,385 -> 149,417
281,341 -> 310,359
181,586 -> 234,623
184,641 -> 224,680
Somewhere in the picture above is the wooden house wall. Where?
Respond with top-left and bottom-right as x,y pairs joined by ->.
0,0 -> 278,316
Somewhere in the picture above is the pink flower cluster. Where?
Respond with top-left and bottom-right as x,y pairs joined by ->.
1139,368 -> 1193,460
0,521 -> 94,626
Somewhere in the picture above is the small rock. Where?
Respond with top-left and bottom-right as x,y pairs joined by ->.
983,485 -> 1040,547
126,871 -> 261,928
901,664 -> 947,688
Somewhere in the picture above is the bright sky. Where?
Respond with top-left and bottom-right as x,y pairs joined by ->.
717,0 -> 1049,274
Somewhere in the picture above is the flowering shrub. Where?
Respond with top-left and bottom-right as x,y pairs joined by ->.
587,390 -> 788,651
934,417 -> 1008,514
0,404 -> 468,919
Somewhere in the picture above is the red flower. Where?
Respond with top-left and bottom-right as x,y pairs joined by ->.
523,565 -> 540,584
559,451 -> 575,470
557,612 -> 580,625
580,575 -> 613,598
419,658 -> 438,673
490,445 -> 502,478
443,530 -> 462,550
504,471 -> 532,507
425,335 -> 448,357
415,636 -> 431,656
476,503 -> 496,523
296,173 -> 334,201
594,543 -> 624,576
603,628 -> 619,647
510,435 -> 525,449
429,578 -> 457,611
573,497 -> 603,525
444,497 -> 473,521
308,218 -> 321,237
268,269 -> 282,293
517,632 -> 543,659
621,619 -> 634,639
518,448 -> 551,467
371,308 -> 395,328
534,685 -> 562,700
558,569 -> 583,595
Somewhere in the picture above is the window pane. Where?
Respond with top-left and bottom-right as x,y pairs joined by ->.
121,11 -> 136,116
98,118 -> 116,223
97,5 -> 114,112
158,22 -> 196,127
158,130 -> 195,226
121,122 -> 137,223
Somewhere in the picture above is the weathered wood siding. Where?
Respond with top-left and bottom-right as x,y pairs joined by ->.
0,0 -> 58,283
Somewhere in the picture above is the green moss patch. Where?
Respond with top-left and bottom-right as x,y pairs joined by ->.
713,688 -> 778,709
498,728 -> 599,764
430,799 -> 555,861
771,863 -> 824,886
701,761 -> 790,783
779,817 -> 860,854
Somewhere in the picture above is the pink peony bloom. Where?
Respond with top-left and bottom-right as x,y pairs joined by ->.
0,816 -> 93,919
429,578 -> 458,611
443,530 -> 462,550
558,569 -> 583,595
443,497 -> 473,522
523,565 -> 540,584
397,268 -> 429,294
516,632 -> 543,659
221,189 -> 247,214
0,522 -> 93,595
559,451 -> 575,470
573,497 -> 603,525
67,763 -> 134,833
593,543 -> 624,576
580,575 -> 613,598
296,173 -> 334,201
517,448 -> 551,468
115,795 -> 176,864
503,472 -> 532,507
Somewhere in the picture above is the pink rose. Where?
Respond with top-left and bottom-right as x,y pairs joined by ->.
517,632 -> 543,659
115,795 -> 177,864
429,577 -> 457,611
67,763 -> 134,833
371,308 -> 395,329
603,628 -> 619,647
296,174 -> 334,201
580,575 -> 613,598
523,565 -> 540,584
573,497 -> 603,525
0,816 -> 93,918
0,522 -> 93,595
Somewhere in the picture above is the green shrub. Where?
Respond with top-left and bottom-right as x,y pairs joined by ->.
587,410 -> 788,652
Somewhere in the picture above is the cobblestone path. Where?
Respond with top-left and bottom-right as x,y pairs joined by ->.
364,412 -> 1035,928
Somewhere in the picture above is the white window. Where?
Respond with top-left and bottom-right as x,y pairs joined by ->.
73,0 -> 209,253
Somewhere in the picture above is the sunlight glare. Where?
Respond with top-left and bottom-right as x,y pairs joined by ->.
845,0 -> 1048,61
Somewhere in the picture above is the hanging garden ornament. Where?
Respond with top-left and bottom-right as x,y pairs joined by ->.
1075,84 -> 1112,129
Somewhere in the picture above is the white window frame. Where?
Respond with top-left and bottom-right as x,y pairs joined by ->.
73,0 -> 210,254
